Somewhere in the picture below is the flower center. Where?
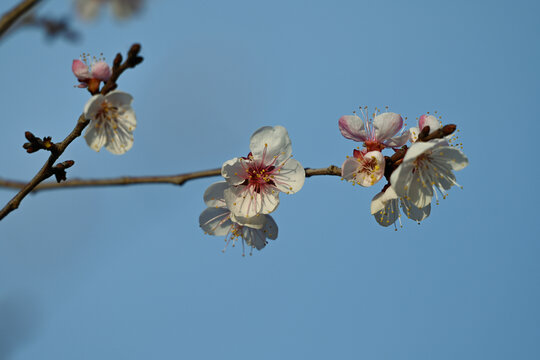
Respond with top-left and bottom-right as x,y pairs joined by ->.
245,162 -> 276,193
95,100 -> 120,128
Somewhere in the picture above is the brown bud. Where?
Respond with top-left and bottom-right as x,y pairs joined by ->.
442,124 -> 457,136
113,53 -> 123,68
128,43 -> 141,57
24,131 -> 37,142
418,126 -> 430,141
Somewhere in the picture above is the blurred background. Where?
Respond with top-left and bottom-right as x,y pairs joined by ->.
0,0 -> 539,358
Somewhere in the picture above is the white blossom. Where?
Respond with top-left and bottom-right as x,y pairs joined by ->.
221,126 -> 305,218
83,90 -> 136,155
199,182 -> 278,254
390,139 -> 468,208
371,186 -> 431,228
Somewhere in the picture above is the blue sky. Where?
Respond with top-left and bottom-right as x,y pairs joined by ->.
0,0 -> 539,358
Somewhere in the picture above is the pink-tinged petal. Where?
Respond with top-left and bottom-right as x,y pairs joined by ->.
418,114 -> 441,134
338,115 -> 367,142
271,158 -> 305,194
341,157 -> 360,182
203,181 -> 228,207
224,185 -> 280,218
72,59 -> 90,80
359,151 -> 385,187
221,158 -> 249,186
91,61 -> 112,81
249,126 -> 292,165
76,83 -> 88,88
382,131 -> 410,148
373,112 -> 403,141
199,207 -> 232,236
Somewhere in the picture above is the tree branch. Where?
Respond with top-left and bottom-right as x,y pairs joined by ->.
0,166 -> 342,192
0,115 -> 89,220
0,0 -> 42,39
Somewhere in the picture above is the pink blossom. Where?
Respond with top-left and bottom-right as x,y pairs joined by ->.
339,108 -> 409,152
72,56 -> 112,90
341,149 -> 385,187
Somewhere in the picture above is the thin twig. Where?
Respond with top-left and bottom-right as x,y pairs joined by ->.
0,0 -> 41,39
0,115 -> 89,220
0,166 -> 343,192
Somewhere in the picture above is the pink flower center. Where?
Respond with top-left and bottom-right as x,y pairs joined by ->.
240,145 -> 281,193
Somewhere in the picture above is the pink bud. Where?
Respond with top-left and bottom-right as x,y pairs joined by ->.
72,59 -> 90,80
91,61 -> 112,81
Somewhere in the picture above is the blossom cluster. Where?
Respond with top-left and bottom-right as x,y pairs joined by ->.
71,54 -> 468,244
339,108 -> 469,229
73,56 -> 137,155
199,126 -> 305,255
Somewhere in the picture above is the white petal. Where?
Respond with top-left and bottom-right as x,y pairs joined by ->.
373,198 -> 400,227
407,170 -> 433,208
272,158 -> 305,194
433,147 -> 469,171
371,187 -> 399,214
242,228 -> 268,250
199,207 -> 232,236
105,90 -> 133,108
371,191 -> 386,214
203,181 -> 228,207
84,122 -> 107,152
221,158 -> 249,186
262,215 -> 278,240
409,127 -> 419,142
338,115 -> 367,142
249,126 -> 292,165
231,213 -> 266,229
83,94 -> 105,120
104,124 -> 134,155
224,185 -> 280,218
373,112 -> 403,141
118,107 -> 137,131
402,141 -> 438,162
383,131 -> 410,148
401,199 -> 431,222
